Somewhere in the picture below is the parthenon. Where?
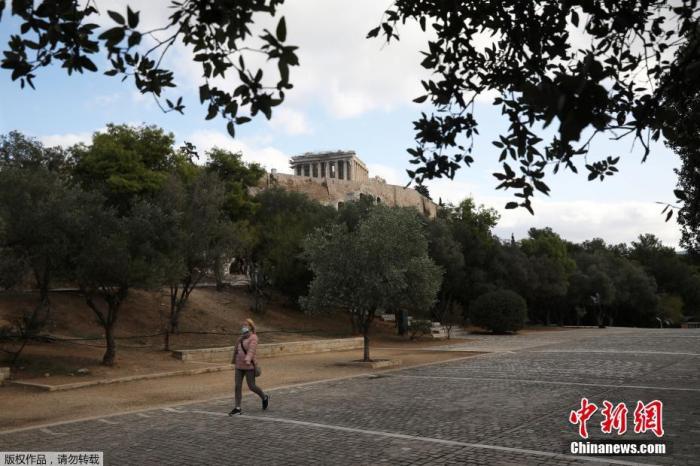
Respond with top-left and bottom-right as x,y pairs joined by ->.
290,151 -> 369,182
257,150 -> 438,218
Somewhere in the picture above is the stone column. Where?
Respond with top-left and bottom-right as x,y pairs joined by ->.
347,159 -> 353,181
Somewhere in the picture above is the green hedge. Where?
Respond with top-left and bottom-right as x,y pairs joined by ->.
470,289 -> 527,333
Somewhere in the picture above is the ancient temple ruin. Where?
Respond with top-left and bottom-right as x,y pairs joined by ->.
290,151 -> 369,182
261,150 -> 438,218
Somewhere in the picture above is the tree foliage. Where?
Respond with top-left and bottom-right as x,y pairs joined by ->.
205,148 -> 266,220
658,28 -> 700,252
158,171 -> 234,349
425,217 -> 465,325
629,234 -> 700,315
439,198 -> 500,309
2,0 -> 299,138
239,188 -> 337,312
370,1 -> 700,211
520,228 -> 575,324
0,134 -> 83,365
302,205 -> 441,361
0,131 -> 69,172
71,124 -> 180,212
71,199 -> 175,366
470,289 -> 527,333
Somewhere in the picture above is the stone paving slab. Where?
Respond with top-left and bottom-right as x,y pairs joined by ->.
493,386 -> 700,466
0,408 -> 620,466
1,328 -> 697,465
398,351 -> 700,389
534,330 -> 700,354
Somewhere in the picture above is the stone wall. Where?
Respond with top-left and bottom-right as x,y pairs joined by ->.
258,173 -> 438,218
172,337 -> 364,363
0,366 -> 9,384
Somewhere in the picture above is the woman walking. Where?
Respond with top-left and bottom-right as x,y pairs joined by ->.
229,318 -> 269,415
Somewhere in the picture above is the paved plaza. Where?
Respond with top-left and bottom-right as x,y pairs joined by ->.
2,328 -> 699,465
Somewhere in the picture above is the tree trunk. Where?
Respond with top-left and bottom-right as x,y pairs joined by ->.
396,310 -> 408,336
103,322 -> 116,366
164,305 -> 182,351
361,311 -> 375,362
214,255 -> 226,291
83,289 -> 124,366
597,306 -> 606,328
37,276 -> 50,324
362,333 -> 370,362
10,295 -> 49,367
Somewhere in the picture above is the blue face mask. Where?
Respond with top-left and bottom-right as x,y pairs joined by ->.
241,326 -> 250,334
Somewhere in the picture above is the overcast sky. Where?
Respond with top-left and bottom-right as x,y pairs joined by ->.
0,1 -> 683,248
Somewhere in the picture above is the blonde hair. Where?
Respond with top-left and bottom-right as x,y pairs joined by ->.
245,318 -> 256,333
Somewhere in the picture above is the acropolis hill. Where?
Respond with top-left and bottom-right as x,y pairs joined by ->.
257,150 -> 437,218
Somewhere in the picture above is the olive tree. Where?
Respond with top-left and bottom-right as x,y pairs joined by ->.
0,133 -> 82,366
71,200 -> 174,366
158,172 -> 234,349
302,206 -> 442,361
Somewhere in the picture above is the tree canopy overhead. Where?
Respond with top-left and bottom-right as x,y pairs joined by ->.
1,0 -> 299,138
370,1 -> 700,211
659,29 -> 700,253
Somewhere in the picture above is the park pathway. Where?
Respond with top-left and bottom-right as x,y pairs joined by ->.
2,328 -> 699,465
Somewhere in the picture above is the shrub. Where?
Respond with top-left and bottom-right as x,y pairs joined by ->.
470,290 -> 527,333
408,319 -> 432,340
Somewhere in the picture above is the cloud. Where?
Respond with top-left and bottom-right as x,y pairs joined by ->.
415,176 -> 681,247
98,1 -> 489,122
278,0 -> 431,118
156,0 -> 431,120
488,198 -> 681,248
424,178 -> 478,206
268,108 -> 312,135
328,84 -> 376,119
185,129 -> 290,173
39,132 -> 93,147
85,93 -> 121,108
365,163 -> 404,184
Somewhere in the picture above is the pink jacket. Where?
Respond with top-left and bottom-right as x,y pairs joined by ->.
233,333 -> 258,370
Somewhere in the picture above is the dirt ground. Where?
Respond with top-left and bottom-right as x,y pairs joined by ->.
5,330 -> 469,386
0,286 -> 563,431
0,287 -> 355,351
0,345 -> 482,431
1,286 -> 466,381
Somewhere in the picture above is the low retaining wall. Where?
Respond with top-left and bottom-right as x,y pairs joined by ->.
172,337 -> 364,363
